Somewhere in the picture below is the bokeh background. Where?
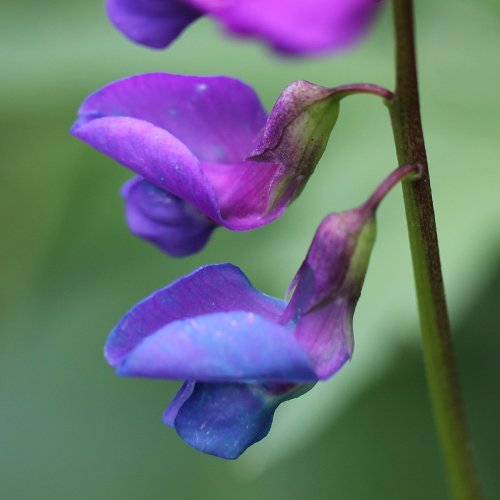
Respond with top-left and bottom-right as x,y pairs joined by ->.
1,0 -> 499,498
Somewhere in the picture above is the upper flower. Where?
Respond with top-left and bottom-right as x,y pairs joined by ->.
106,0 -> 383,55
71,73 -> 350,256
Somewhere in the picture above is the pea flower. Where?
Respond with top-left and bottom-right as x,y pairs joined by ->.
106,0 -> 383,55
72,73 -> 357,256
105,165 -> 417,458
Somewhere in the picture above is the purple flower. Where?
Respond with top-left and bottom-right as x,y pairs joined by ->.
71,74 -> 348,256
106,0 -> 382,55
106,202 -> 377,458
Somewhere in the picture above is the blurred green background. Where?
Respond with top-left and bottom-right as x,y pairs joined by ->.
1,0 -> 499,498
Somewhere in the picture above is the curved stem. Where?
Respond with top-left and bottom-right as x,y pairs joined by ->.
333,82 -> 394,101
388,1 -> 481,498
361,162 -> 421,215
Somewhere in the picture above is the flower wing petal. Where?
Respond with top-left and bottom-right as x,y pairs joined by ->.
73,73 -> 267,163
122,177 -> 216,256
106,0 -> 201,49
105,264 -> 285,366
117,311 -> 317,382
71,115 -> 222,223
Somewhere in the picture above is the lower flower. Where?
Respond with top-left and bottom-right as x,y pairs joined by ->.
106,206 -> 373,458
105,165 -> 417,459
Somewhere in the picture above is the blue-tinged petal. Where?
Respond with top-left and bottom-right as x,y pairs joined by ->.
105,264 -> 285,366
106,0 -> 201,49
122,177 -> 216,256
117,311 -> 317,382
171,382 -> 314,459
73,73 -> 267,163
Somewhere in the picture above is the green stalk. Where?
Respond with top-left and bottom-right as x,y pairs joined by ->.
387,1 -> 481,498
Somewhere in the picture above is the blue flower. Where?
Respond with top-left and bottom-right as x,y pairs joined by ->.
106,205 -> 376,458
105,164 -> 418,458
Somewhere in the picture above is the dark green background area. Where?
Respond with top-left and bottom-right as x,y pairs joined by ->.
1,0 -> 499,498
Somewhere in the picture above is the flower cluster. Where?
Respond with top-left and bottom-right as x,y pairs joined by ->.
72,0 -> 392,459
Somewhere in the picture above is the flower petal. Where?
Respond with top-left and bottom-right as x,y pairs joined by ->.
117,310 -> 316,382
187,0 -> 381,55
201,161 -> 290,230
105,264 -> 285,366
106,0 -> 201,49
283,210 -> 376,378
170,382 -> 310,459
163,381 -> 195,427
293,298 -> 354,379
71,115 -> 222,222
122,177 -> 216,256
73,73 -> 267,163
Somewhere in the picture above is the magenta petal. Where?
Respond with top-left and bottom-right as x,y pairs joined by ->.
117,311 -> 316,382
201,161 -> 290,230
74,73 -> 267,163
106,0 -> 201,49
188,0 -> 381,55
122,177 -> 216,256
105,264 -> 285,366
71,116 -> 222,223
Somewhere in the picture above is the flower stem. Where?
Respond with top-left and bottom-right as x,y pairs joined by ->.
387,1 -> 481,498
361,163 -> 421,215
334,83 -> 394,100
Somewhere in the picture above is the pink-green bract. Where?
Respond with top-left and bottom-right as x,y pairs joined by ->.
106,0 -> 383,55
